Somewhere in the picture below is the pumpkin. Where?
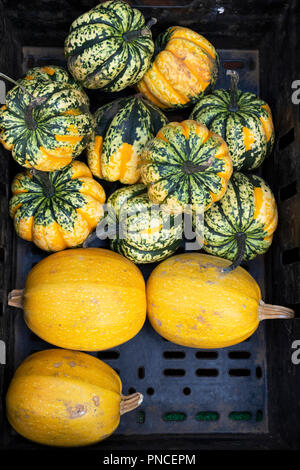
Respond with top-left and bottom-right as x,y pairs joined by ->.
140,119 -> 233,214
195,172 -> 278,271
9,161 -> 106,252
24,65 -> 83,90
137,26 -> 219,109
87,96 -> 168,184
65,0 -> 156,91
147,253 -> 294,349
8,248 -> 146,351
88,184 -> 182,264
6,349 -> 143,447
190,71 -> 275,170
0,73 -> 93,171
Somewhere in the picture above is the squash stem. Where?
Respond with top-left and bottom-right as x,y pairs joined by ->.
0,72 -> 46,130
258,300 -> 294,320
183,156 -> 214,174
123,17 -> 157,42
8,289 -> 25,308
120,392 -> 143,415
222,232 -> 246,273
227,70 -> 239,112
30,169 -> 55,196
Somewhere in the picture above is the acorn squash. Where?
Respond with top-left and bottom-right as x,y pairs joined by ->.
190,71 -> 275,170
198,172 -> 278,271
87,96 -> 167,184
65,0 -> 156,91
90,183 -> 182,264
0,73 -> 93,171
9,161 -> 106,252
137,26 -> 219,109
140,119 -> 232,214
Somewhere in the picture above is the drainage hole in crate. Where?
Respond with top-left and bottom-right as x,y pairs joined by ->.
223,60 -> 244,70
163,351 -> 185,359
138,366 -> 145,379
229,411 -> 252,421
97,350 -> 119,360
137,410 -> 145,424
278,128 -> 294,150
228,351 -> 251,359
196,368 -> 218,377
183,387 -> 191,395
256,410 -> 263,422
195,411 -> 219,421
163,412 -> 186,422
280,181 -> 297,201
146,387 -> 155,396
228,368 -> 251,377
256,366 -> 263,378
282,247 -> 300,265
195,351 -> 218,359
128,387 -> 136,394
164,368 -> 186,377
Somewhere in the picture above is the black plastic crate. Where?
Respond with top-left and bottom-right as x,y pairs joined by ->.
0,0 -> 300,451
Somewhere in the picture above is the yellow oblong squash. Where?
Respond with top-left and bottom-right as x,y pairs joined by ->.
147,253 -> 294,348
9,248 -> 146,351
6,349 -> 143,447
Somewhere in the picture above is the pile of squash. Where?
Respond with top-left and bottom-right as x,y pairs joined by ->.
0,0 -> 294,448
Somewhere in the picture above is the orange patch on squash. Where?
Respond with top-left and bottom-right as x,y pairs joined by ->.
118,143 -> 135,180
24,76 -> 34,80
253,187 -> 264,219
242,127 -> 255,151
140,224 -> 163,236
55,135 -> 83,144
62,109 -> 81,116
180,121 -> 190,139
42,66 -> 55,75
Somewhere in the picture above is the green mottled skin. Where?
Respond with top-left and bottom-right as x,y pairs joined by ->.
0,78 -> 93,169
106,184 -> 182,263
10,164 -> 88,232
64,0 -> 155,91
24,66 -> 83,91
190,89 -> 274,170
199,172 -> 276,261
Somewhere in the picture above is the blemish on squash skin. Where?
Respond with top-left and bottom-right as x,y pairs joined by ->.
66,404 -> 86,419
91,298 -> 98,304
156,319 -> 162,327
53,362 -> 62,368
197,315 -> 206,324
69,361 -> 76,367
93,396 -> 100,406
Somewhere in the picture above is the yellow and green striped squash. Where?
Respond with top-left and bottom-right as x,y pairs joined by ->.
196,172 -> 278,269
64,0 -> 155,91
87,96 -> 168,184
190,89 -> 275,170
105,184 -> 182,264
9,161 -> 106,252
140,119 -> 233,214
0,74 -> 93,171
137,26 -> 219,109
